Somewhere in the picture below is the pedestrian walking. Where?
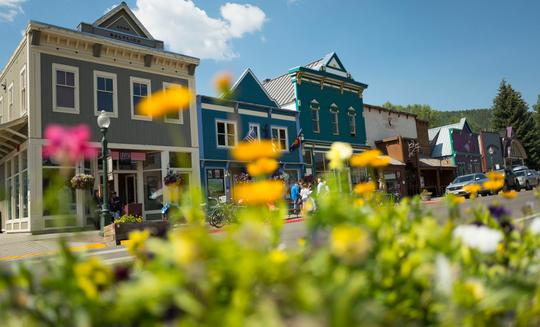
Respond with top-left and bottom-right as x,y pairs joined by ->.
317,178 -> 329,195
290,181 -> 300,214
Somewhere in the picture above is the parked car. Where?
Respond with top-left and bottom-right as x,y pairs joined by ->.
512,165 -> 528,173
515,169 -> 540,190
495,168 -> 520,192
446,173 -> 489,197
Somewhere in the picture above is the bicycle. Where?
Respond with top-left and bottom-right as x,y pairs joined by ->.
207,197 -> 239,228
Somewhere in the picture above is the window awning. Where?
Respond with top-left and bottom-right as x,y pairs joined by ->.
0,116 -> 28,156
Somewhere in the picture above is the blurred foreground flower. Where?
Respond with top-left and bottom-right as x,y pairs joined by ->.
354,182 -> 376,196
486,171 -> 504,181
214,72 -> 233,98
350,149 -> 390,168
463,184 -> 481,196
530,218 -> 540,235
483,180 -> 504,192
247,157 -> 278,177
43,124 -> 98,165
326,142 -> 353,170
137,85 -> 192,117
74,256 -> 112,299
453,225 -> 502,253
330,225 -> 370,263
232,140 -> 279,161
170,232 -> 197,265
451,196 -> 466,205
233,180 -> 285,205
500,190 -> 518,199
127,229 -> 150,257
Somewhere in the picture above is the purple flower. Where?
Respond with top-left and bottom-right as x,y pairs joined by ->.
488,205 -> 511,220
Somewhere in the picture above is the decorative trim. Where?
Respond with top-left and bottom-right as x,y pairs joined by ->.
270,113 -> 296,122
201,102 -> 234,113
238,108 -> 268,118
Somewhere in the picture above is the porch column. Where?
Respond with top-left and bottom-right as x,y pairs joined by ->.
161,151 -> 170,204
28,139 -> 43,232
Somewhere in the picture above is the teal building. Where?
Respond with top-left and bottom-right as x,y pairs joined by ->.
263,53 -> 369,184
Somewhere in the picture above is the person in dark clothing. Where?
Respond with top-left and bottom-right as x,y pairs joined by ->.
110,192 -> 122,219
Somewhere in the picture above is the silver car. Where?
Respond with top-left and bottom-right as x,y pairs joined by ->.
446,173 -> 488,197
515,169 -> 539,190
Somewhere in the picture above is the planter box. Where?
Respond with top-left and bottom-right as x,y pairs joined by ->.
104,221 -> 169,246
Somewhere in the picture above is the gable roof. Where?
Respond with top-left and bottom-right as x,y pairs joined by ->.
231,69 -> 280,108
428,118 -> 472,157
262,73 -> 295,106
93,2 -> 154,40
305,52 -> 347,73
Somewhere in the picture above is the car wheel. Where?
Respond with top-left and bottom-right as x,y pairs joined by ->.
526,181 -> 532,191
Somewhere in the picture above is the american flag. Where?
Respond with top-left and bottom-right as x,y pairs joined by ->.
243,126 -> 257,142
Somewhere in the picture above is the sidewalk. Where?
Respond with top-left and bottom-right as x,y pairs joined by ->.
0,230 -> 106,261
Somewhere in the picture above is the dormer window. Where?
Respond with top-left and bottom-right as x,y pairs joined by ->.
310,100 -> 320,133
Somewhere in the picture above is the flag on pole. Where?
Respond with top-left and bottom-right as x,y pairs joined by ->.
289,129 -> 303,152
243,126 -> 257,142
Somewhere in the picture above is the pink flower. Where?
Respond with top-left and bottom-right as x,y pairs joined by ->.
43,124 -> 98,165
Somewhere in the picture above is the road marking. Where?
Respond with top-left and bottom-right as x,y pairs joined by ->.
0,243 -> 106,261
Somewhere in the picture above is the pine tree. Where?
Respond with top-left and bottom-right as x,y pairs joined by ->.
491,80 -> 540,168
533,95 -> 540,129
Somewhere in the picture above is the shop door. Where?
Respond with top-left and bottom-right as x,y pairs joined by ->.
119,174 -> 137,205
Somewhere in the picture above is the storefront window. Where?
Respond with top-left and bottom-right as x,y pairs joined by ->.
170,152 -> 192,168
143,170 -> 162,211
206,169 -> 225,199
303,149 -> 312,166
144,152 -> 161,170
314,152 -> 327,175
4,151 -> 29,220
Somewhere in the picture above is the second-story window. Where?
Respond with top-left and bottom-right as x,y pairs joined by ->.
20,66 -> 26,114
130,77 -> 151,120
330,104 -> 339,135
53,64 -> 79,114
348,107 -> 356,136
94,71 -> 118,117
271,126 -> 288,151
247,123 -> 261,141
163,82 -> 185,124
310,100 -> 320,133
7,83 -> 13,119
216,120 -> 237,148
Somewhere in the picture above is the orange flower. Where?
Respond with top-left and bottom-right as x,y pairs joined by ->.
452,196 -> 466,205
350,149 -> 382,167
486,171 -> 504,181
233,180 -> 285,205
463,184 -> 481,195
499,190 -> 518,199
354,182 -> 376,196
370,156 -> 391,168
231,140 -> 280,161
247,158 -> 278,176
214,72 -> 233,95
483,180 -> 504,192
137,85 -> 192,117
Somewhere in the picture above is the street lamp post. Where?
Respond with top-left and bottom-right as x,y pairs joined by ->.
488,146 -> 495,171
97,111 -> 111,233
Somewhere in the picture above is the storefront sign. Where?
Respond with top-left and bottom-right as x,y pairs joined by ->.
119,151 -> 131,165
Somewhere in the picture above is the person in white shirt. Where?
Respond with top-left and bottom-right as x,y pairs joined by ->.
317,178 -> 329,195
300,183 -> 315,212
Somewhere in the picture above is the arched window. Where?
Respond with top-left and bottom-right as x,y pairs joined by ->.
310,100 -> 320,133
348,107 -> 356,136
330,103 -> 339,135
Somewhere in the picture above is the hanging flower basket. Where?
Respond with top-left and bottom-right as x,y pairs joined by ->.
70,174 -> 95,190
163,170 -> 184,188
233,172 -> 251,184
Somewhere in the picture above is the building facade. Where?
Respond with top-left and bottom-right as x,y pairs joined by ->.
429,118 -> 481,177
0,3 -> 200,233
198,69 -> 303,201
263,53 -> 369,185
478,131 -> 504,172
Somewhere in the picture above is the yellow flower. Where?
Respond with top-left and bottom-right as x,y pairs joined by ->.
463,184 -> 481,195
350,149 -> 382,167
464,280 -> 485,302
171,232 -> 196,265
330,225 -> 370,264
354,198 -> 365,207
452,196 -> 466,205
486,171 -> 504,181
74,256 -> 112,299
370,156 -> 391,168
483,180 -> 504,192
297,238 -> 306,247
326,142 -> 353,170
247,158 -> 278,176
269,249 -> 288,265
231,140 -> 280,161
137,85 -> 192,117
499,190 -> 518,199
354,182 -> 376,196
127,229 -> 150,257
233,180 -> 285,205
214,72 -> 233,95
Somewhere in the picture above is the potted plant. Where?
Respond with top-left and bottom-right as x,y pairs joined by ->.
163,170 -> 185,188
103,214 -> 169,246
70,174 -> 95,190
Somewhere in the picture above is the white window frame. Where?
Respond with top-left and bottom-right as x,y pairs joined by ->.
310,100 -> 320,133
52,63 -> 79,114
248,123 -> 261,141
130,76 -> 152,121
20,65 -> 27,115
348,107 -> 356,136
271,125 -> 289,152
93,70 -> 118,118
330,104 -> 339,135
163,82 -> 184,124
215,119 -> 238,148
7,82 -> 14,120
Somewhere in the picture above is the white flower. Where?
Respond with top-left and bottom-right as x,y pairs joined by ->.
435,254 -> 453,296
453,225 -> 502,253
326,142 -> 353,170
530,218 -> 540,235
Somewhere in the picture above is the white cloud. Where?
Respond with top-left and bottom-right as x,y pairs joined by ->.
0,0 -> 25,22
105,3 -> 120,14
133,0 -> 267,60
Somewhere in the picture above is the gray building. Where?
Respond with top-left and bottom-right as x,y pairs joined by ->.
0,3 -> 200,233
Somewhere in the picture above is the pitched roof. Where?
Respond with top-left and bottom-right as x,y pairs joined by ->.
428,118 -> 471,157
93,1 -> 154,39
262,73 -> 295,106
231,69 -> 280,108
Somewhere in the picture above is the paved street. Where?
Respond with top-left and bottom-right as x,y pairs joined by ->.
1,191 -> 539,269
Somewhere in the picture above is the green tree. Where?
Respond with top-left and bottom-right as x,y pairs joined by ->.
533,95 -> 540,129
491,80 -> 540,168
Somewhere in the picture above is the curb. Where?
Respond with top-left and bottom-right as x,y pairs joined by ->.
0,242 -> 107,262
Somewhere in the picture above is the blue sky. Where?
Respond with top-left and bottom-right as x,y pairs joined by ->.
0,0 -> 539,110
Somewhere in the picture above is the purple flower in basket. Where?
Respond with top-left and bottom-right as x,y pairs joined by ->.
164,170 -> 184,187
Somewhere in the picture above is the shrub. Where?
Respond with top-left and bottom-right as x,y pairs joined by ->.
113,214 -> 143,224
